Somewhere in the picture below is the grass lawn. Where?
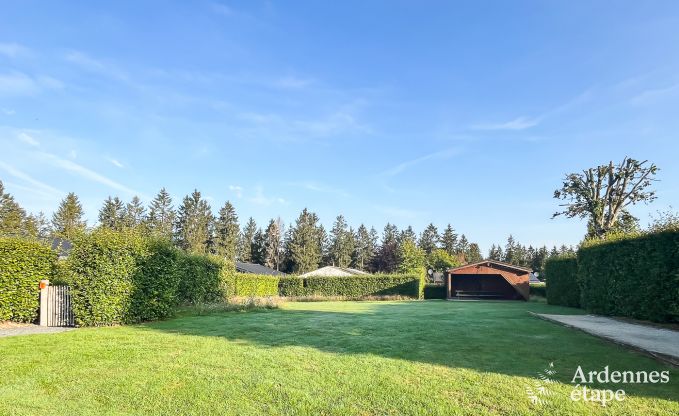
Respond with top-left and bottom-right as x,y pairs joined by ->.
1,300 -> 677,415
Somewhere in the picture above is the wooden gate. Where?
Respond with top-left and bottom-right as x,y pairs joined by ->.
40,285 -> 75,327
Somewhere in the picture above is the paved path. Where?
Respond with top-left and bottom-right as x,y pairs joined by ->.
0,325 -> 74,338
534,314 -> 679,366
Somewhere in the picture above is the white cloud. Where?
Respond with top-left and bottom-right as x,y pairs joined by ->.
64,50 -> 128,81
238,110 -> 370,141
0,161 -> 63,196
0,71 -> 63,96
229,185 -> 243,198
248,186 -> 287,206
0,42 -> 31,59
39,152 -> 138,195
17,132 -> 39,146
629,82 -> 679,105
275,76 -> 314,89
108,158 -> 124,168
470,116 -> 540,131
381,147 -> 460,177
1,108 -> 15,115
288,181 -> 350,198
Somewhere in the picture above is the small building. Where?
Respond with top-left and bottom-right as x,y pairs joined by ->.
235,262 -> 287,277
50,238 -> 73,259
445,260 -> 531,301
299,266 -> 369,278
529,272 -> 542,284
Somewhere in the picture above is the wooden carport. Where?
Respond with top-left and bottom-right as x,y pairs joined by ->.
445,260 -> 531,301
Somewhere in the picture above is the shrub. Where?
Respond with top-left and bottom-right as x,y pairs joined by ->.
177,254 -> 231,303
529,283 -> 546,298
423,284 -> 446,299
233,275 -> 279,297
578,230 -> 679,323
545,255 -> 579,307
278,274 -> 422,299
0,237 -> 56,322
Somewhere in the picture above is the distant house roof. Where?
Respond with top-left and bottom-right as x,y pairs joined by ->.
299,266 -> 369,277
529,273 -> 542,284
448,260 -> 533,275
50,238 -> 73,258
235,262 -> 287,276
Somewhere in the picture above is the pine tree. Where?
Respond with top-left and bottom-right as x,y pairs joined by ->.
288,208 -> 322,273
173,189 -> 213,253
352,224 -> 375,271
503,235 -> 517,264
98,196 -> 125,230
488,244 -> 503,261
214,201 -> 239,261
418,223 -> 440,255
317,222 -> 329,266
124,196 -> 146,229
147,188 -> 175,239
0,180 -> 28,237
251,228 -> 266,265
466,243 -> 483,263
239,217 -> 258,262
440,224 -> 458,256
329,215 -> 353,267
373,223 -> 399,273
24,212 -> 50,240
457,234 -> 469,257
264,218 -> 283,270
51,192 -> 86,239
399,226 -> 417,245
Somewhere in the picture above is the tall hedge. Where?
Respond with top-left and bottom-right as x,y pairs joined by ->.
233,275 -> 279,297
578,230 -> 679,323
67,230 -> 205,325
278,274 -> 422,299
177,254 -> 231,303
0,238 -> 56,322
545,255 -> 579,307
424,284 -> 446,299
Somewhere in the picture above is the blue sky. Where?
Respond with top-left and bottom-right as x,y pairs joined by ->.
1,1 -> 678,253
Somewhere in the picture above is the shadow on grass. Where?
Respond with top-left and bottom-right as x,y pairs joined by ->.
146,300 -> 679,402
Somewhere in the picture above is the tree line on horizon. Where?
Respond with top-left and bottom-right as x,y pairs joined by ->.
0,180 -> 576,275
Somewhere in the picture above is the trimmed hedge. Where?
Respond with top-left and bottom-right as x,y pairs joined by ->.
529,283 -> 546,298
545,255 -> 579,307
233,275 -> 280,297
178,254 -> 231,303
0,238 -> 56,322
578,230 -> 679,323
278,274 -> 422,299
424,284 -> 446,299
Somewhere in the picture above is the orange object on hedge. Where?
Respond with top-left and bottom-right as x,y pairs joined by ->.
39,280 -> 49,289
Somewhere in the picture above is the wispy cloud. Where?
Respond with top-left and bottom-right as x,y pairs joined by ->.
17,131 -> 39,146
1,108 -> 15,115
39,152 -> 138,195
0,161 -> 63,196
238,110 -> 370,141
64,50 -> 128,82
374,205 -> 423,220
229,185 -> 243,198
470,116 -> 540,131
210,2 -> 234,16
108,158 -> 124,168
287,181 -> 350,198
0,42 -> 31,59
381,147 -> 460,177
629,82 -> 679,105
0,71 -> 63,96
275,76 -> 315,89
248,186 -> 287,206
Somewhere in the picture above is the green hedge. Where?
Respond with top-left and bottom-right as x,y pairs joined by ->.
529,283 -> 546,298
424,284 -> 446,299
545,255 -> 579,307
278,274 -> 422,299
233,275 -> 280,297
178,254 -> 231,303
0,238 -> 56,322
578,230 -> 679,323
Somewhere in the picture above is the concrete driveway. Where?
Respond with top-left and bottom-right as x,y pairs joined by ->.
534,313 -> 679,366
0,324 -> 74,338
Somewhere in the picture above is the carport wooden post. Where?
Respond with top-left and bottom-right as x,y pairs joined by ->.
446,273 -> 452,299
39,280 -> 49,326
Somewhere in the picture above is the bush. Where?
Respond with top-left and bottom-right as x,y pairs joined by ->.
529,283 -> 546,298
545,255 -> 579,307
578,230 -> 679,323
233,275 -> 279,297
177,254 -> 231,303
278,274 -> 422,299
67,229 -> 195,326
0,237 -> 56,322
424,284 -> 446,299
